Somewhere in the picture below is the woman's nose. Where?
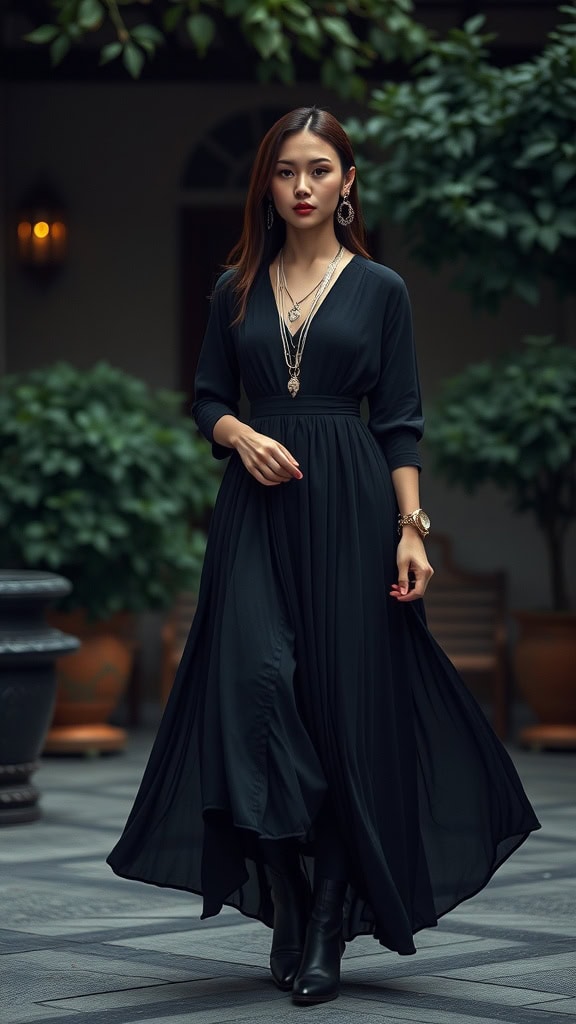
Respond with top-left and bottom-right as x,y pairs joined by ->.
294,176 -> 311,197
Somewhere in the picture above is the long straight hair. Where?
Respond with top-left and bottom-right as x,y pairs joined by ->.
226,107 -> 370,324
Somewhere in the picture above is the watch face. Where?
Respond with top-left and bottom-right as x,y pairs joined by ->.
418,511 -> 431,531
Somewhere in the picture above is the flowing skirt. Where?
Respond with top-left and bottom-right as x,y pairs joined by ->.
107,397 -> 540,955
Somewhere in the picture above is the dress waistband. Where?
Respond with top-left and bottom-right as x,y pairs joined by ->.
250,396 -> 361,418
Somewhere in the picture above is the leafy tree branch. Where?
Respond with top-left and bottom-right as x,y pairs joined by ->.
348,7 -> 576,309
22,0 -> 429,96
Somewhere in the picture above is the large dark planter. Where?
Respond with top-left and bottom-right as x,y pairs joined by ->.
0,571 -> 79,824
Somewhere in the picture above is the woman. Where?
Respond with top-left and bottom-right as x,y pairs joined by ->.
107,107 -> 540,1006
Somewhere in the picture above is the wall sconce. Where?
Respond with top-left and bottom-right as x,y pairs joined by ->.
16,185 -> 67,277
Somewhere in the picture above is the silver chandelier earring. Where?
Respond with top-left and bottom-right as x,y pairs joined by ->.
267,202 -> 274,231
336,192 -> 355,226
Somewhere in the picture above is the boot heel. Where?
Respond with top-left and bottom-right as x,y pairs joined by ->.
268,858 -> 311,991
292,879 -> 346,1005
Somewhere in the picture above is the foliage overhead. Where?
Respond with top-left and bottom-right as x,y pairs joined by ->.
426,337 -> 576,611
22,0 -> 429,97
0,362 -> 221,620
347,8 -> 576,309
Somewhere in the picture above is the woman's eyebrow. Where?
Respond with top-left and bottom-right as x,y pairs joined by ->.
276,157 -> 334,166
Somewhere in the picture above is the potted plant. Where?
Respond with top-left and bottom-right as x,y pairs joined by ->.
426,336 -> 576,747
0,361 -> 221,753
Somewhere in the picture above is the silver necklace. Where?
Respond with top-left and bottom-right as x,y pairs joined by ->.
276,245 -> 344,397
279,260 -> 326,323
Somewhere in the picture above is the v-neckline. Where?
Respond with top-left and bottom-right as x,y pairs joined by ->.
266,255 -> 357,338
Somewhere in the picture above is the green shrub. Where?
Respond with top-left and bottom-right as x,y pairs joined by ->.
348,9 -> 576,309
0,361 -> 221,620
426,337 -> 576,610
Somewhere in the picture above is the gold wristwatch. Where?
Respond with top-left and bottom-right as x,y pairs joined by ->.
397,508 -> 431,538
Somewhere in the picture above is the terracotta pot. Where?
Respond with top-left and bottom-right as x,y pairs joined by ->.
513,610 -> 576,749
160,591 -> 198,707
44,610 -> 135,755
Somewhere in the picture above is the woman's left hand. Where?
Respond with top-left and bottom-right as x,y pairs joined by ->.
390,529 -> 434,602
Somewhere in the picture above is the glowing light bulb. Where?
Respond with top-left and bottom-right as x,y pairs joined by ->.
33,221 -> 50,239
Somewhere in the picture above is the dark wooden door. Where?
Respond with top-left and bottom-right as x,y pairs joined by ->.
179,205 -> 244,405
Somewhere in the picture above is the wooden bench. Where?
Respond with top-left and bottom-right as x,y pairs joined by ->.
423,533 -> 510,739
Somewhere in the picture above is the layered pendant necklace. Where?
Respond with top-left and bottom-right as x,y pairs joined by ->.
283,276 -> 324,323
276,245 -> 344,397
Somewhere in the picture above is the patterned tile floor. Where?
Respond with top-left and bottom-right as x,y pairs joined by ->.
1,731 -> 575,1024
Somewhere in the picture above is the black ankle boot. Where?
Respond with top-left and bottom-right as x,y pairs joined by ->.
267,852 -> 312,991
292,879 -> 346,1005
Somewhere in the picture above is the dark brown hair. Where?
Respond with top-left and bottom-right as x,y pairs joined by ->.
226,107 -> 370,323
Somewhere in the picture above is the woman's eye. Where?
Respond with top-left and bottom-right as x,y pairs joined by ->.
277,168 -> 329,179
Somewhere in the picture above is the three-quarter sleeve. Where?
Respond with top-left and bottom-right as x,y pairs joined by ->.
367,276 -> 424,472
191,271 -> 240,460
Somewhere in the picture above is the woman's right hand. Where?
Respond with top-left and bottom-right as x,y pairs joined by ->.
234,427 -> 303,487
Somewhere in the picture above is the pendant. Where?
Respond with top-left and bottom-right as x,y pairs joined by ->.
288,375 -> 300,397
288,305 -> 301,323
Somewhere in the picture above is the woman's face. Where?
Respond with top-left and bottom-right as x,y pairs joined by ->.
270,130 -> 355,231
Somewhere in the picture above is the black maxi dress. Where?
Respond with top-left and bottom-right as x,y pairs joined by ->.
107,257 -> 540,956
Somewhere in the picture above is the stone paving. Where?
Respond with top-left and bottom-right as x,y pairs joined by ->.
1,732 -> 575,1024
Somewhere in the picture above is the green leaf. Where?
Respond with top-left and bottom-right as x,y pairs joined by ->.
484,218 -> 507,239
553,160 -> 576,189
186,13 -> 216,56
285,0 -> 311,15
462,14 -> 486,35
320,57 -> 340,91
223,0 -> 249,14
320,16 -> 359,49
514,279 -> 540,305
538,224 -> 560,251
24,521 -> 47,540
78,0 -> 104,31
348,74 -> 367,103
163,5 -> 184,32
136,38 -> 155,56
250,21 -> 283,59
558,215 -> 576,237
50,34 -> 71,67
536,200 -> 554,222
521,138 -> 557,161
333,45 -> 356,74
517,225 -> 538,251
294,35 -> 321,61
24,24 -> 59,44
132,24 -> 165,47
297,16 -> 321,45
122,41 -> 145,78
243,7 -> 268,26
99,41 -> 122,66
